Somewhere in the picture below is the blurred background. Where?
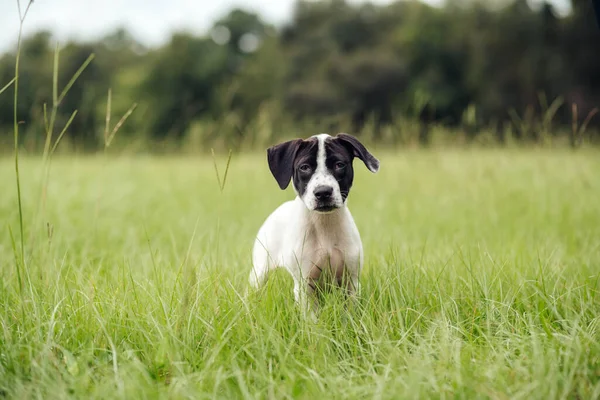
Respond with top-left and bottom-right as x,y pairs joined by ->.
0,0 -> 598,153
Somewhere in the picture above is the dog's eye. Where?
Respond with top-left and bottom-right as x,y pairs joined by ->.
335,162 -> 346,170
299,164 -> 311,173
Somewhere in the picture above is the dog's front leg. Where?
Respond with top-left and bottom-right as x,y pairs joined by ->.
248,263 -> 270,289
347,272 -> 361,299
293,278 -> 319,317
343,256 -> 362,301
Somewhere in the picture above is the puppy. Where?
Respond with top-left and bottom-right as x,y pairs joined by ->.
249,133 -> 379,310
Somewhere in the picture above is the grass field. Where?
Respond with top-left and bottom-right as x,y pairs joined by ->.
1,149 -> 600,399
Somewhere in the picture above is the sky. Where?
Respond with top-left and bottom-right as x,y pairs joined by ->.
0,0 -> 570,54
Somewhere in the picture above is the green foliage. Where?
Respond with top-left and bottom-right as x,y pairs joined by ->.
1,0 -> 599,152
2,151 -> 600,397
140,34 -> 230,140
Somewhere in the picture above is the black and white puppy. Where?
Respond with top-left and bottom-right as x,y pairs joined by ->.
249,133 -> 379,309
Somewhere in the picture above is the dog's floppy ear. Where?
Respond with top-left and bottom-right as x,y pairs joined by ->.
336,133 -> 380,173
267,139 -> 303,190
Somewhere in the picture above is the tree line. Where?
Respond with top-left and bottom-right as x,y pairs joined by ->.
0,0 -> 599,152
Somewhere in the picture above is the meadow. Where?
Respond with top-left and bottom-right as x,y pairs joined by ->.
1,149 -> 600,399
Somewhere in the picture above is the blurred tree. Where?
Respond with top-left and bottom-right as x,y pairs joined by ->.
56,42 -> 110,149
561,0 -> 600,118
214,9 -> 266,57
225,33 -> 286,122
0,31 -> 53,143
139,9 -> 269,142
1,0 -> 599,150
328,50 -> 408,128
140,34 -> 229,140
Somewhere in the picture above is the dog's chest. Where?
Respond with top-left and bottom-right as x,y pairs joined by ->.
295,213 -> 359,280
298,210 -> 350,249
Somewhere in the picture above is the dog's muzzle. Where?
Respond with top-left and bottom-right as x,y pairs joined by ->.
313,185 -> 338,212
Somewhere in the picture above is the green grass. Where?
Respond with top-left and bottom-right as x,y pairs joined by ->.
1,149 -> 600,399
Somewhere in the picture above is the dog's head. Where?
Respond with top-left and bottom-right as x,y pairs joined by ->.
267,133 -> 380,213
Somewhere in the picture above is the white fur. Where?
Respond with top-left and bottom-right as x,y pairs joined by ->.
249,134 -> 363,310
301,133 -> 344,211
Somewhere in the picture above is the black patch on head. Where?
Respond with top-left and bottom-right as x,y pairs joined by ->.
267,139 -> 303,189
268,134 -> 378,206
336,133 -> 380,173
324,138 -> 354,201
291,138 -> 319,197
267,137 -> 319,195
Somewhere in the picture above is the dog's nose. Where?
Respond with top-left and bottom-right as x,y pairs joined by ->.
314,185 -> 333,201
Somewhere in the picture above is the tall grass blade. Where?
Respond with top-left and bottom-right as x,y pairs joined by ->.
579,108 -> 599,137
106,103 -> 138,148
42,103 -> 49,133
56,54 -> 95,105
50,110 -> 78,154
220,149 -> 233,192
542,96 -> 564,126
0,77 -> 16,95
13,0 -> 35,278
